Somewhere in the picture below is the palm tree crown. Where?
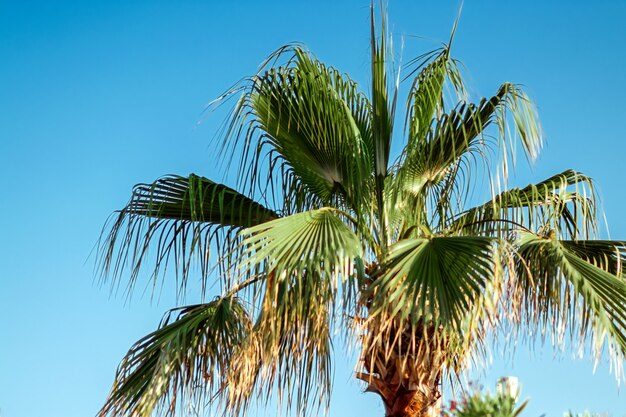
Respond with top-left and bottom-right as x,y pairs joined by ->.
98,8 -> 626,417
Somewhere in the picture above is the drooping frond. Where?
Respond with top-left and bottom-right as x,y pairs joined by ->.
562,240 -> 626,276
513,232 -> 626,373
99,174 -> 276,295
227,269 -> 333,417
224,208 -> 363,416
452,170 -> 596,238
222,46 -> 373,214
99,297 -> 251,417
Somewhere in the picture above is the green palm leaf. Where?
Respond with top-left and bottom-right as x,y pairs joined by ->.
370,6 -> 394,181
99,297 -> 251,417
381,46 -> 461,244
405,46 -> 465,145
562,240 -> 626,275
124,174 -> 276,226
452,170 -> 596,237
369,6 -> 397,247
224,208 -> 363,415
514,232 -> 626,357
406,48 -> 448,143
396,83 -> 541,197
369,236 -> 496,331
239,208 -> 362,280
224,47 -> 373,213
100,174 -> 276,293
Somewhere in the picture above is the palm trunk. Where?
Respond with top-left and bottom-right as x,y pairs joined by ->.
382,388 -> 441,417
357,368 -> 442,417
357,318 -> 447,417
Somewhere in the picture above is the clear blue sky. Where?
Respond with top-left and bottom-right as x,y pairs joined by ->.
1,1 -> 625,416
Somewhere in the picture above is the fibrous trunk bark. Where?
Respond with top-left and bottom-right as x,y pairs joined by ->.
357,368 -> 442,417
382,388 -> 441,417
357,318 -> 447,417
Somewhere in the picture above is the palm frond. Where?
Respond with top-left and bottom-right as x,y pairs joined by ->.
220,46 -> 373,214
396,83 -> 541,198
513,232 -> 626,373
562,240 -> 626,275
369,5 -> 398,250
236,207 -> 363,305
226,270 -> 334,417
368,236 -> 496,332
99,297 -> 251,417
223,208 -> 363,416
99,174 -> 276,296
451,170 -> 596,238
404,46 -> 465,145
370,5 -> 394,180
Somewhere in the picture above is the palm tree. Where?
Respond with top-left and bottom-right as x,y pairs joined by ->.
97,8 -> 626,417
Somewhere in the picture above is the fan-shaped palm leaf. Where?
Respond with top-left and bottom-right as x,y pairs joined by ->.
404,45 -> 465,145
368,236 -> 496,332
239,208 -> 362,279
224,47 -> 373,214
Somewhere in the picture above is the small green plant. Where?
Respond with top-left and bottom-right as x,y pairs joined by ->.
444,380 -> 528,417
